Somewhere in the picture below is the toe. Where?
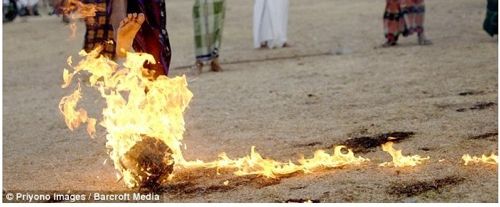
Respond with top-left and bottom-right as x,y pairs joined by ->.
137,13 -> 145,24
119,19 -> 127,26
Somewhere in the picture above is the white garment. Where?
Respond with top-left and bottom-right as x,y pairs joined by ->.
18,0 -> 39,7
253,0 -> 289,48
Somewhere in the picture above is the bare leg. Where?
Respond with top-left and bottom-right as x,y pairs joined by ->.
115,13 -> 145,57
194,60 -> 203,74
110,0 -> 128,42
110,0 -> 128,57
210,58 -> 222,72
27,6 -> 34,16
415,2 -> 432,45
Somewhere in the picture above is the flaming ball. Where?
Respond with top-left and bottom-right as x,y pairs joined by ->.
120,136 -> 175,189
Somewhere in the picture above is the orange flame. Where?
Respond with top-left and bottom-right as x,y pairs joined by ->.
60,0 -> 105,38
379,142 -> 429,167
179,145 -> 369,179
60,49 -> 369,188
462,154 -> 498,166
61,0 -> 104,18
60,48 -> 192,187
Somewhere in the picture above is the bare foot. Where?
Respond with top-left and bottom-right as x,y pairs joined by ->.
381,41 -> 397,48
210,58 -> 223,72
195,60 -> 203,74
259,42 -> 268,49
116,13 -> 145,58
418,35 -> 433,46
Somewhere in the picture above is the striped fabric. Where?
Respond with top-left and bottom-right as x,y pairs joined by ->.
79,0 -> 171,76
383,0 -> 426,42
82,0 -> 115,59
192,0 -> 226,61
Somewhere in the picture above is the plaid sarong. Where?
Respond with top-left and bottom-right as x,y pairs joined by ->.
383,0 -> 426,42
79,0 -> 171,76
82,0 -> 115,59
192,0 -> 226,61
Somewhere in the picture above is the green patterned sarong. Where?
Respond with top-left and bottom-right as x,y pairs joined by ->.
193,0 -> 226,61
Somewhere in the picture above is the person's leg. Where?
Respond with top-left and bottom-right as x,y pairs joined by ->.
110,0 -> 127,49
402,0 -> 416,35
194,60 -> 204,74
210,0 -> 225,72
27,4 -> 34,16
415,0 -> 432,45
33,2 -> 40,16
210,57 -> 222,72
111,0 -> 147,58
192,0 -> 204,73
109,0 -> 128,58
383,0 -> 400,46
128,0 -> 171,77
115,12 -> 145,58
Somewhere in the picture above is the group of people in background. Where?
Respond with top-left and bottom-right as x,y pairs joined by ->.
3,0 -> 43,22
192,0 -> 289,73
383,0 -> 432,46
3,0 -> 497,77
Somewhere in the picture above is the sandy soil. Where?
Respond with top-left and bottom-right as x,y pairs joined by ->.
2,0 -> 498,203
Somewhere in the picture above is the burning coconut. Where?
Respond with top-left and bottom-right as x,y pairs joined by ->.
59,48 -> 193,188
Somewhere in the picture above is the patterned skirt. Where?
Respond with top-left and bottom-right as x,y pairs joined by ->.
192,0 -> 226,62
80,0 -> 171,76
383,0 -> 426,42
81,0 -> 115,59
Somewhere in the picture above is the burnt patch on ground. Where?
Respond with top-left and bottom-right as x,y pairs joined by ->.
418,147 -> 433,151
470,102 -> 496,110
338,131 -> 415,153
159,169 -> 283,197
387,176 -> 465,197
289,185 -> 307,190
293,141 -> 324,148
235,176 -> 282,189
283,198 -> 320,203
184,185 -> 234,195
305,93 -> 321,105
469,132 -> 498,141
456,102 -> 496,112
458,91 -> 484,96
159,181 -> 235,197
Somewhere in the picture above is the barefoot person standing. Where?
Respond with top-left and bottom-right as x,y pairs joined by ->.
383,0 -> 432,47
192,0 -> 226,73
253,0 -> 289,49
77,0 -> 171,78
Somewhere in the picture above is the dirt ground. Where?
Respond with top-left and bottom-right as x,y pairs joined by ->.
2,0 -> 498,203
